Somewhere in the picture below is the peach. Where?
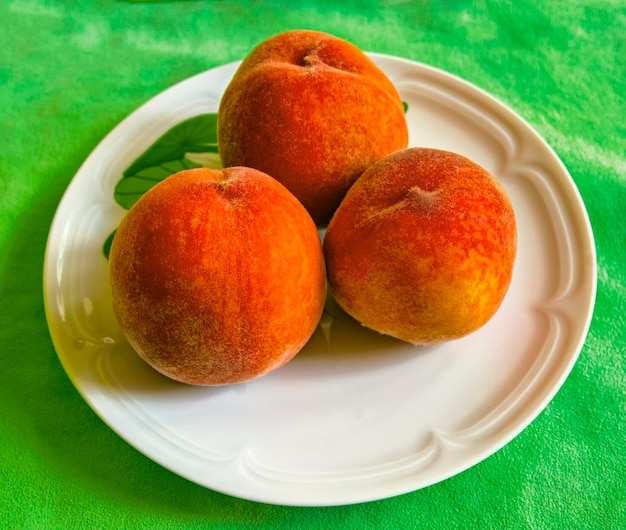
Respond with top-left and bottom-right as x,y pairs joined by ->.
109,167 -> 326,385
217,30 -> 409,225
323,148 -> 517,344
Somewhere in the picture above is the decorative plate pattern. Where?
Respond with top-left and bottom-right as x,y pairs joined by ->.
43,54 -> 596,506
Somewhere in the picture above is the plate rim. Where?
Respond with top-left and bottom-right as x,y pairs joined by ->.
43,52 -> 597,506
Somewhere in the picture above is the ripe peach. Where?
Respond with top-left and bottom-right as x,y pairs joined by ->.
109,167 -> 326,385
217,29 -> 409,225
323,148 -> 517,344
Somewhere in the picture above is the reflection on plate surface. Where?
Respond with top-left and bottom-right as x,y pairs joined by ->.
43,54 -> 596,506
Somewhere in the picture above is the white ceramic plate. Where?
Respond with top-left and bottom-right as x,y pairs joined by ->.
43,54 -> 596,506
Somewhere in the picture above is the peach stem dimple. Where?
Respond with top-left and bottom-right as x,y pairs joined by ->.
299,53 -> 318,67
408,185 -> 441,204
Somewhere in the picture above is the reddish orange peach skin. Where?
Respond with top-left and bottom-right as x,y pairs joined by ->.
323,148 -> 517,344
109,167 -> 326,385
218,30 -> 409,225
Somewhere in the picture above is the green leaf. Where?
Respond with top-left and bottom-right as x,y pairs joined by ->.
114,158 -> 201,209
103,229 -> 116,260
104,113 -> 220,259
123,113 -> 219,178
403,101 -> 409,113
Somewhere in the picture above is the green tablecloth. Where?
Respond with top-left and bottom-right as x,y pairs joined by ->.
2,1 -> 624,527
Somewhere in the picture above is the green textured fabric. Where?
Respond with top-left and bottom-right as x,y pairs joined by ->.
1,0 -> 624,528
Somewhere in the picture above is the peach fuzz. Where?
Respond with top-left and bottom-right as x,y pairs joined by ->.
323,148 -> 517,344
108,167 -> 326,386
217,29 -> 409,225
